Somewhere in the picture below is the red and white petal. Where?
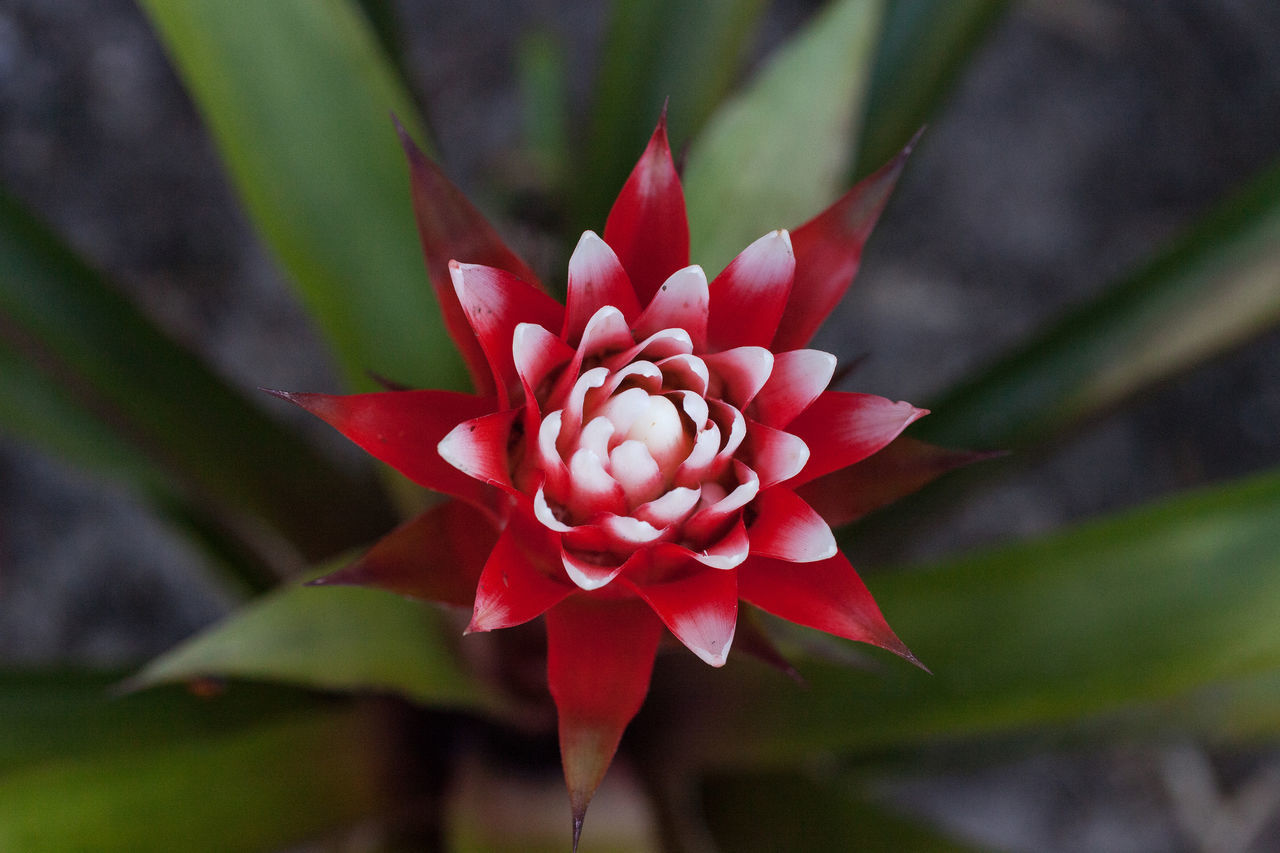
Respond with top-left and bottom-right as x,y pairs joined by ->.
536,411 -> 571,498
606,327 -> 693,371
628,568 -> 738,667
274,389 -> 497,508
557,367 -> 609,452
546,597 -> 664,845
741,419 -> 810,488
599,360 -> 663,399
772,137 -> 915,351
689,516 -> 751,570
684,463 -> 759,543
595,386 -> 651,438
787,391 -> 928,486
549,308 -> 633,407
738,551 -> 921,666
608,440 -> 663,507
396,121 -> 539,397
599,513 -> 664,546
309,499 -> 496,607
704,346 -> 774,410
561,546 -> 627,591
751,349 -> 837,428
565,231 -> 641,345
746,487 -> 837,563
656,354 -> 709,396
450,261 -> 564,408
566,448 -> 627,518
634,486 -> 701,529
676,420 -> 721,486
707,230 -> 796,350
708,400 -> 747,471
438,408 -> 521,491
602,114 -> 690,305
797,436 -> 1001,528
513,322 -> 573,412
634,265 -> 709,350
468,518 -> 573,633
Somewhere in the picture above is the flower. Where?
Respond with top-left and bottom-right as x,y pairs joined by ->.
273,115 -> 964,847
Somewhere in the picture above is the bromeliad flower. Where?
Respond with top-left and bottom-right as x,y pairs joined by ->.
273,115 -> 956,846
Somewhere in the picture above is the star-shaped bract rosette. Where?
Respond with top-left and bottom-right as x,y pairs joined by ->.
275,115 -> 967,845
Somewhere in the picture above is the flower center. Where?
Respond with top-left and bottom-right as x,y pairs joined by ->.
621,394 -> 689,471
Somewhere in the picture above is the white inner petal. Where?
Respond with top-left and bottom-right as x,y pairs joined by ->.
626,394 -> 691,471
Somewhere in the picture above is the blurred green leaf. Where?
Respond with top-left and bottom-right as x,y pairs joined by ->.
0,192 -> 394,578
517,31 -> 571,192
577,0 -> 768,231
684,0 -> 883,273
920,157 -> 1280,450
0,671 -> 317,772
133,581 -> 489,712
139,0 -> 464,392
651,465 -> 1280,763
854,0 -> 1009,177
700,770 -> 979,852
0,705 -> 380,852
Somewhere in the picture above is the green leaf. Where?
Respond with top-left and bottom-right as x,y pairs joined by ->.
576,0 -> 768,231
0,706 -> 380,852
650,466 -> 1280,763
0,671 -> 337,774
920,157 -> 1280,450
683,0 -> 883,274
854,0 -> 1010,178
0,192 -> 394,577
138,0 -> 464,392
700,770 -> 980,852
133,581 -> 489,712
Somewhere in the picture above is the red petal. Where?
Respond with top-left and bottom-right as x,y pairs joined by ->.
751,349 -> 837,428
603,114 -> 690,305
798,436 -> 1003,527
564,231 -> 641,345
627,568 -> 737,667
437,408 -> 520,492
450,261 -> 565,409
270,389 -> 496,508
738,551 -> 921,667
707,230 -> 796,350
468,515 -> 572,632
396,120 -> 540,395
310,500 -> 495,607
546,597 -> 663,846
747,488 -> 837,563
741,419 -> 810,488
633,266 -> 709,351
772,135 -> 917,350
787,391 -> 927,487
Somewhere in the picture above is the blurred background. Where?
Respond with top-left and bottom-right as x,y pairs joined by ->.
2,0 -> 1280,850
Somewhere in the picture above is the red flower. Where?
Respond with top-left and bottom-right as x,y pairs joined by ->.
274,116 -> 958,846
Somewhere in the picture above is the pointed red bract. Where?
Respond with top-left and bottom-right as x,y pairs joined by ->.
633,265 -> 709,350
798,436 -> 1003,527
396,121 -> 539,396
627,567 -> 738,667
450,261 -> 564,409
707,230 -> 796,350
437,408 -> 521,492
469,516 -> 574,632
564,231 -> 641,345
546,598 -> 663,846
787,391 -> 927,486
772,134 -> 917,351
603,114 -> 690,305
310,500 -> 496,606
268,389 -> 497,510
746,487 -> 837,563
751,349 -> 837,428
738,551 -> 921,667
